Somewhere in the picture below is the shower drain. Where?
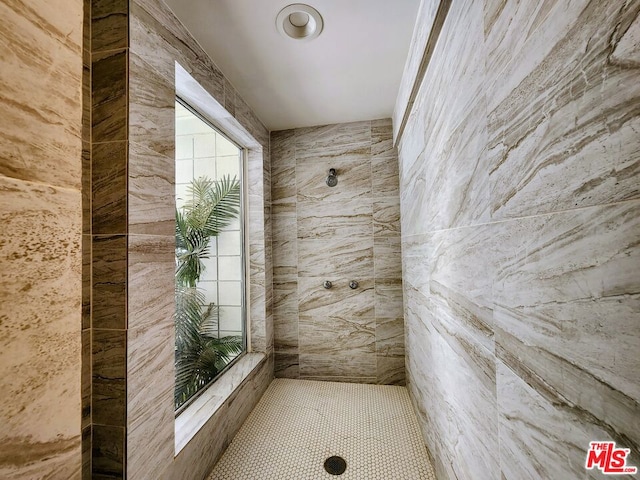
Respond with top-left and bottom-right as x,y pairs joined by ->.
324,456 -> 347,475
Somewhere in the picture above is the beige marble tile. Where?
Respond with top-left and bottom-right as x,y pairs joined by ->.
295,121 -> 371,154
376,357 -> 406,386
82,49 -> 91,144
399,150 -> 429,237
83,0 -> 91,52
296,156 -> 371,202
494,202 -> 640,421
82,329 -> 91,429
92,329 -> 126,426
429,224 -> 498,354
374,237 -> 402,279
82,425 -> 91,479
82,141 -> 91,235
273,289 -> 298,354
92,0 -> 128,52
92,235 -> 126,329
299,352 -> 377,378
127,234 -> 174,480
299,315 -> 375,355
272,213 -> 296,243
128,142 -> 174,236
272,119 -> 403,386
298,277 -> 375,319
275,353 -> 299,378
271,129 -> 295,165
92,140 -> 127,234
486,0 -> 640,219
424,304 -> 498,479
371,119 -> 394,159
297,237 -> 374,278
298,198 -> 373,239
250,282 -> 268,353
272,239 -> 297,278
0,0 -> 82,189
167,355 -> 272,480
376,317 -> 405,357
271,163 -> 296,214
92,425 -> 124,478
82,234 -> 92,329
130,0 -> 222,100
0,176 -> 82,453
129,51 -> 174,158
496,359 -> 638,480
374,278 -> 404,319
393,0 -> 442,140
372,156 -> 400,197
373,197 -> 401,237
223,77 -> 237,117
92,48 -> 127,143
401,234 -> 431,294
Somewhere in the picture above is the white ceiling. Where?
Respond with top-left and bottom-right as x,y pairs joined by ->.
164,0 -> 421,131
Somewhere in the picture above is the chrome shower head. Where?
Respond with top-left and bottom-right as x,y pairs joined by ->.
326,168 -> 338,187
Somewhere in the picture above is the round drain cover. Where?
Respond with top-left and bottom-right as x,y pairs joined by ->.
324,456 -> 347,475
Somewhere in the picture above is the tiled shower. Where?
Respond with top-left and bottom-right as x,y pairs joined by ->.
271,121 -> 404,384
1,0 -> 639,479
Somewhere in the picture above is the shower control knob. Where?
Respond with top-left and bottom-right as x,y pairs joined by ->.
323,280 -> 333,289
349,280 -> 359,289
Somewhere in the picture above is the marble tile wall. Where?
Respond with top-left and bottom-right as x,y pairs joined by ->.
396,0 -> 640,478
84,0 -> 273,477
88,0 -> 130,476
0,0 -> 83,478
271,120 -> 405,385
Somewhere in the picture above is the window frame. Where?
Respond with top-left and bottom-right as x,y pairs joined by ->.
174,96 -> 248,416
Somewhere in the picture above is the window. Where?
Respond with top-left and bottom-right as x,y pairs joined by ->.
174,98 -> 246,412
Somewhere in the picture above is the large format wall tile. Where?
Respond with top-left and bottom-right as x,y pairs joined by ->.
272,120 -> 404,384
107,0 -> 274,477
0,1 -> 82,190
0,176 -> 82,479
486,0 -> 640,220
397,0 -> 640,478
298,237 -> 373,278
92,140 -> 127,235
299,315 -> 375,355
129,51 -> 174,158
297,198 -> 373,239
128,142 -> 174,236
0,2 -> 83,477
296,156 -> 371,202
92,235 -> 126,329
496,360 -> 638,480
92,329 -> 126,427
494,203 -> 640,402
92,0 -> 128,52
92,48 -> 127,143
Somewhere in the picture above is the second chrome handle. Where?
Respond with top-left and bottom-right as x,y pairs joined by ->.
349,280 -> 359,289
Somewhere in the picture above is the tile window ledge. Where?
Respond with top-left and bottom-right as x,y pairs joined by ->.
175,352 -> 266,454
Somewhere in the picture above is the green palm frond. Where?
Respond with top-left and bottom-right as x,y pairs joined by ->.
174,175 -> 244,410
175,175 -> 240,287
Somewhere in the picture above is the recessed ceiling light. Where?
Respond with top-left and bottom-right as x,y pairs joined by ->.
276,4 -> 323,41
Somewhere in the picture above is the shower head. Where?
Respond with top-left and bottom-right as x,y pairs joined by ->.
326,168 -> 338,187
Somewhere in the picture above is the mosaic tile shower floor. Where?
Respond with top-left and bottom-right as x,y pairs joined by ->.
208,378 -> 436,479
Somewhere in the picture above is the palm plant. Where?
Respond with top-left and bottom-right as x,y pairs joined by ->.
175,175 -> 244,410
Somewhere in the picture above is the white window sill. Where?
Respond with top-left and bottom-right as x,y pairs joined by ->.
174,352 -> 266,454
